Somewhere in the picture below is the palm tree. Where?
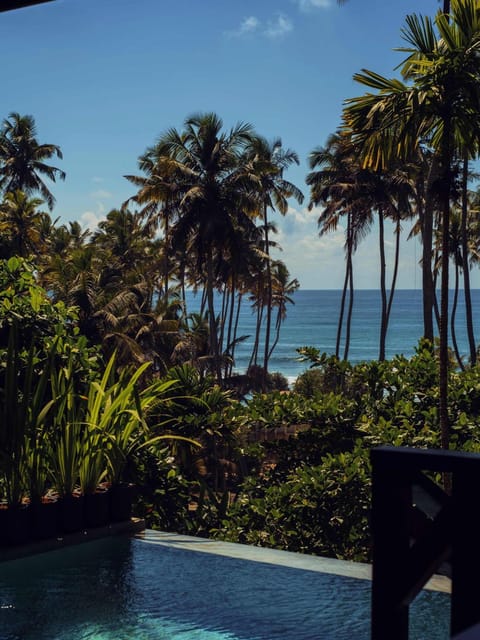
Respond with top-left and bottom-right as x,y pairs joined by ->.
91,208 -> 152,278
124,154 -> 184,307
268,260 -> 300,360
242,136 -> 303,380
0,190 -> 50,257
0,113 -> 65,210
308,132 -> 356,360
343,0 -> 480,447
308,132 -> 393,361
143,113 -> 258,382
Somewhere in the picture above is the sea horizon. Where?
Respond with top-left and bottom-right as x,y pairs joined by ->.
185,289 -> 480,382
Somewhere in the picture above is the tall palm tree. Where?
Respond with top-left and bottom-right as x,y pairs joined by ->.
143,113 -> 257,381
308,132 -> 355,360
268,260 -> 300,360
308,132 -> 392,361
343,0 -> 480,447
0,113 -> 65,210
242,136 -> 303,380
124,154 -> 184,307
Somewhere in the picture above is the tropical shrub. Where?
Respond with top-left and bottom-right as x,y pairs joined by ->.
293,368 -> 325,397
216,445 -> 371,561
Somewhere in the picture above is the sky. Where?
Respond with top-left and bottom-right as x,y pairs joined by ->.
0,0 -> 458,290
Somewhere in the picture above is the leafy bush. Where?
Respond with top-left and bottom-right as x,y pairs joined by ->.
293,368 -> 325,397
216,445 -> 371,561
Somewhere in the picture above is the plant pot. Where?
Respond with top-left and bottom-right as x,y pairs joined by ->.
84,488 -> 110,529
0,503 -> 31,547
0,504 -> 8,546
109,483 -> 135,522
30,497 -> 59,540
58,493 -> 85,534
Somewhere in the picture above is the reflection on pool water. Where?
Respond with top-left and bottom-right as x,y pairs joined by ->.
0,532 -> 449,640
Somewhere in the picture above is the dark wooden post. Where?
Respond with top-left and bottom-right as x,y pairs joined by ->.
451,469 -> 480,636
370,446 -> 480,640
371,450 -> 412,640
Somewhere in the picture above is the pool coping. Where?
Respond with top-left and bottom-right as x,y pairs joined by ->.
0,518 -> 145,563
135,530 -> 451,594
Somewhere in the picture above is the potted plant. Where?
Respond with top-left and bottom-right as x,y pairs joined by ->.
48,359 -> 85,534
101,362 -> 196,521
0,326 -> 50,546
78,426 -> 109,529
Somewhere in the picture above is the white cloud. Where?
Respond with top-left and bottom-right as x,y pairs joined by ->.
265,14 -> 293,38
290,204 -> 319,225
239,16 -> 261,35
90,189 -> 112,199
271,205 -> 424,290
227,14 -> 293,39
227,15 -> 261,37
296,0 -> 332,11
80,210 -> 106,232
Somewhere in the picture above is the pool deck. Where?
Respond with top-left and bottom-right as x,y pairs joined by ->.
135,529 -> 451,594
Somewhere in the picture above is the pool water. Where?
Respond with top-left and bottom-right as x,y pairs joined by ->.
0,534 -> 450,640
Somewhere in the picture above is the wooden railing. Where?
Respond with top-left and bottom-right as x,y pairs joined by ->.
371,446 -> 480,640
0,1 -> 55,12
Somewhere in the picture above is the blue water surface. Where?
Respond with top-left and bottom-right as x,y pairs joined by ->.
187,289 -> 480,380
0,536 -> 450,640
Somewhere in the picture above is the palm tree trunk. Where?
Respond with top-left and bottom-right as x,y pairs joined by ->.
451,257 -> 463,371
386,213 -> 401,327
344,232 -> 354,362
164,213 -> 170,307
336,211 -> 351,359
461,154 -> 476,365
432,244 -> 441,333
439,122 -> 452,452
269,310 -> 282,360
249,295 -> 264,369
378,211 -> 387,361
336,265 -> 348,359
263,205 -> 273,379
231,291 -> 243,372
219,285 -> 229,356
206,247 -> 221,382
422,179 -> 436,343
225,279 -> 236,377
179,257 -> 187,318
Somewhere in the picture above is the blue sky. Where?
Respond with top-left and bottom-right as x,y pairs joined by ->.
1,0 -> 454,289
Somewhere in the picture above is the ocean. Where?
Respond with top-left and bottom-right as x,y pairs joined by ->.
186,290 -> 480,382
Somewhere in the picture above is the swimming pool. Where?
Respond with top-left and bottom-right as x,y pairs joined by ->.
0,531 -> 450,640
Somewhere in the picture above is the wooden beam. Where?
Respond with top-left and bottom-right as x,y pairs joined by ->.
0,1 -> 55,12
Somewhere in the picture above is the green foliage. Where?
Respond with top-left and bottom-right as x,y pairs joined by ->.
266,371 -> 289,392
216,445 -> 371,561
207,344 -> 480,560
293,368 -> 325,397
296,349 -> 352,394
0,257 -> 76,349
0,326 -> 55,505
239,391 -> 317,430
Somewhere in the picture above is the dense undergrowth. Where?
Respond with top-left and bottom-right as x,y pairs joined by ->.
3,257 -> 480,561
137,341 -> 480,562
